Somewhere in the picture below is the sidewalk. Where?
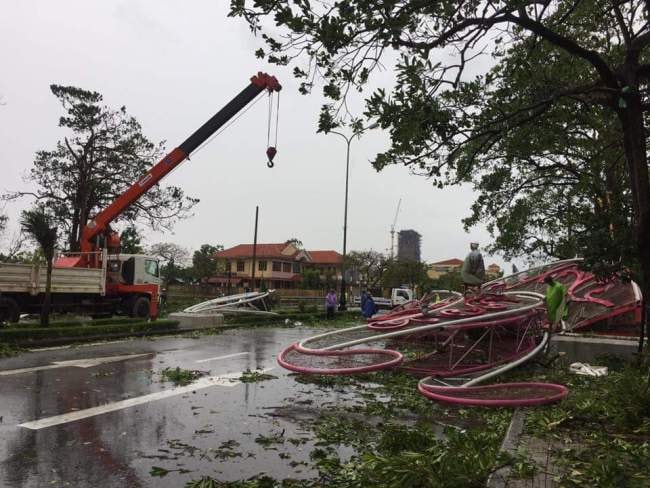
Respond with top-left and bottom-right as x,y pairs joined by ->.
505,434 -> 566,487
488,410 -> 567,488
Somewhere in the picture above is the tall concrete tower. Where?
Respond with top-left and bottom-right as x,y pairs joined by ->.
397,229 -> 421,262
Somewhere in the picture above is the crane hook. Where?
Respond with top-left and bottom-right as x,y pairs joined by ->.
266,146 -> 277,168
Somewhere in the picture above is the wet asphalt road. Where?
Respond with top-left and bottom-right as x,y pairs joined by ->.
0,327 -> 354,488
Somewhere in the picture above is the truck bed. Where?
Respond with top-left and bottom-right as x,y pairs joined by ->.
0,262 -> 105,295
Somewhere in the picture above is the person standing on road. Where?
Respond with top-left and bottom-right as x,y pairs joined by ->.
360,290 -> 368,311
325,289 -> 337,319
544,275 -> 568,331
461,242 -> 486,292
362,293 -> 377,319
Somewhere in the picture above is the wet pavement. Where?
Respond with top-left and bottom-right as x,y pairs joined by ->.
0,327 -> 359,487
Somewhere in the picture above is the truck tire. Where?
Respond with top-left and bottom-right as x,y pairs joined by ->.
0,297 -> 20,324
131,296 -> 151,319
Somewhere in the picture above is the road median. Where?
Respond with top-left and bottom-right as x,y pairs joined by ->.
0,319 -> 180,347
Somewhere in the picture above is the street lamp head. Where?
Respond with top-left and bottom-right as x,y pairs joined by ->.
365,122 -> 380,130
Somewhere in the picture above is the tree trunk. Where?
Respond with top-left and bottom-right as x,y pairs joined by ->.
42,254 -> 53,327
69,206 -> 80,252
618,99 -> 650,353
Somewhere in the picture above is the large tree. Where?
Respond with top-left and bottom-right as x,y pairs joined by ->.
382,259 -> 429,290
463,96 -> 635,269
192,244 -> 224,281
0,214 -> 7,243
119,225 -> 145,254
148,242 -> 190,283
5,85 -> 198,251
345,250 -> 388,290
231,0 -> 650,332
285,237 -> 304,249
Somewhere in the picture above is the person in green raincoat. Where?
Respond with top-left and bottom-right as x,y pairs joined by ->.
544,275 -> 568,330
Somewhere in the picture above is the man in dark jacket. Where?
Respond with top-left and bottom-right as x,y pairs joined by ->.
362,293 -> 377,318
360,290 -> 368,310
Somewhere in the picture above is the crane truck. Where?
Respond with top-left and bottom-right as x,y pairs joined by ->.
0,72 -> 281,324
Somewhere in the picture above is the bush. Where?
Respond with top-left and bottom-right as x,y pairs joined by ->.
47,317 -> 144,327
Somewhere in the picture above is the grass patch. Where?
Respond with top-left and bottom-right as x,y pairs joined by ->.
11,317 -> 149,328
510,353 -> 650,487
49,317 -> 146,327
294,369 -> 514,488
160,367 -> 205,386
0,342 -> 24,357
0,319 -> 179,344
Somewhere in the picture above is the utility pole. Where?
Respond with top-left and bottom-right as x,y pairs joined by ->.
251,206 -> 259,292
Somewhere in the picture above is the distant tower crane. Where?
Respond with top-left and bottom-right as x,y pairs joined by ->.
390,198 -> 402,259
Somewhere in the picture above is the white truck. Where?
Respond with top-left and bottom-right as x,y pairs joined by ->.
0,72 -> 282,324
354,287 -> 415,309
0,253 -> 161,323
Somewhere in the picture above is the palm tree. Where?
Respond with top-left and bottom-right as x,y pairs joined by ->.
21,208 -> 57,326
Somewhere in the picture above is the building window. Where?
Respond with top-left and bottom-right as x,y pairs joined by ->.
258,260 -> 267,271
292,263 -> 301,273
225,261 -> 231,272
237,261 -> 245,272
272,261 -> 282,272
282,262 -> 291,273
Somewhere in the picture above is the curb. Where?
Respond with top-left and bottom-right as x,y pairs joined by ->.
9,326 -> 182,348
487,408 -> 527,488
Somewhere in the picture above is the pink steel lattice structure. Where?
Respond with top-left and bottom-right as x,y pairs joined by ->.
278,260 -> 642,407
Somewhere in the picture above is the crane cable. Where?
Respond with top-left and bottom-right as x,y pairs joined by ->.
266,91 -> 280,168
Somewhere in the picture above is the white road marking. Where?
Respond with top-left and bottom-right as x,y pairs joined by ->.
195,352 -> 249,364
0,354 -> 150,376
18,368 -> 274,430
28,340 -> 128,352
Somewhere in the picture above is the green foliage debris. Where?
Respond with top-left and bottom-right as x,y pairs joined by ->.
238,369 -> 278,383
160,366 -> 205,386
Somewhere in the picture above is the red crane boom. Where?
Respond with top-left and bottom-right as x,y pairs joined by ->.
65,72 -> 281,267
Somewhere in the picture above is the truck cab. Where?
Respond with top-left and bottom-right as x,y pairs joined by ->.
105,254 -> 161,319
353,287 -> 415,309
107,254 -> 161,287
391,287 -> 414,306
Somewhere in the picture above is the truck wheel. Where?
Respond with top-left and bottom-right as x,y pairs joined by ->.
131,297 -> 151,319
0,297 -> 20,324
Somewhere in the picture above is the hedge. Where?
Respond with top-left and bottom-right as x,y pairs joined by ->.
0,319 -> 179,343
44,317 -> 145,328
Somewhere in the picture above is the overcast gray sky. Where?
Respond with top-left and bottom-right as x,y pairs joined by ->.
0,0 -> 515,269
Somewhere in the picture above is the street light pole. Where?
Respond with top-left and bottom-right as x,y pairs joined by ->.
329,123 -> 378,311
332,132 -> 352,311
